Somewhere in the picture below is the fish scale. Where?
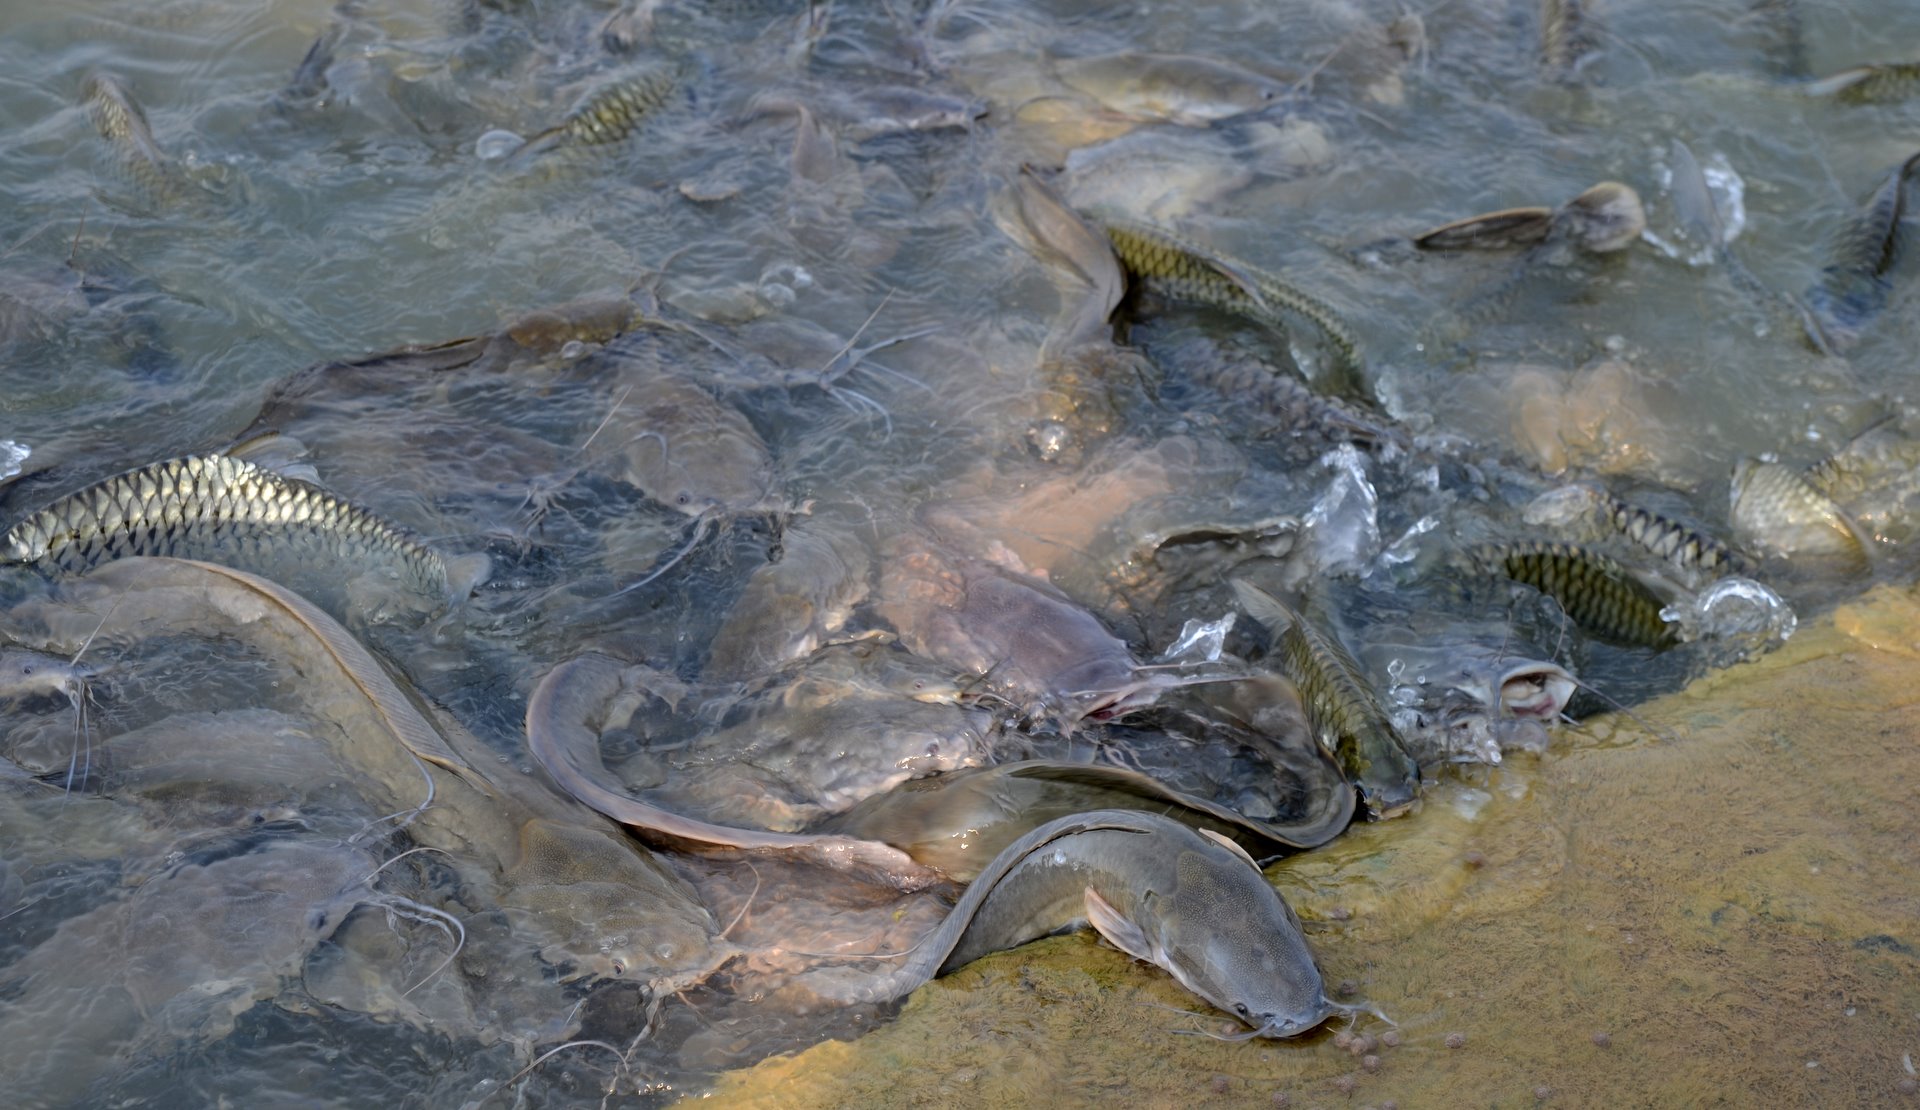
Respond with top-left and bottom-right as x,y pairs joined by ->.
81,71 -> 189,211
2,454 -> 458,597
1098,218 -> 1363,377
1173,338 -> 1399,449
1599,491 -> 1750,578
1729,458 -> 1870,563
1233,582 -> 1419,819
1480,540 -> 1677,649
562,67 -> 678,146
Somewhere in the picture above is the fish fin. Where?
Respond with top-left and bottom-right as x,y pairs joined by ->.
1413,207 -> 1554,251
1201,255 -> 1272,312
1084,886 -> 1154,963
1802,66 -> 1875,98
1197,828 -> 1262,871
442,553 -> 494,602
1666,139 -> 1724,246
223,431 -> 321,482
1228,579 -> 1296,635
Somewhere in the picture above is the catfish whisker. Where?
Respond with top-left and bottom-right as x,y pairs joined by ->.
368,892 -> 467,996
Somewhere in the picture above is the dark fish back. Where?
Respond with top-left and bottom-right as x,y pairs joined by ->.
1477,540 -> 1678,649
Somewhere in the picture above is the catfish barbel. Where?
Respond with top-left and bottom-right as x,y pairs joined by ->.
792,809 -> 1345,1040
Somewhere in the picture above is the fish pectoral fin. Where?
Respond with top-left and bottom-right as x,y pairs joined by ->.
223,430 -> 321,483
1196,828 -> 1261,871
1228,579 -> 1296,635
1084,886 -> 1154,963
1205,256 -> 1271,312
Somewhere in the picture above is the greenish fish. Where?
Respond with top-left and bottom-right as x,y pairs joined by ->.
1,452 -> 488,603
1525,484 -> 1752,581
1167,335 -> 1402,451
80,71 -> 188,210
1801,150 -> 1920,353
1473,540 -> 1679,649
1805,61 -> 1920,103
1541,0 -> 1596,78
1728,457 -> 1872,566
510,65 -> 680,165
1099,217 -> 1364,387
561,65 -> 679,145
796,809 -> 1343,1039
1232,580 -> 1420,819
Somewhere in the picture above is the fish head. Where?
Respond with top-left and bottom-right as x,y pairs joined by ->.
1488,659 -> 1576,719
0,647 -> 93,702
1559,181 -> 1646,253
1150,844 -> 1332,1039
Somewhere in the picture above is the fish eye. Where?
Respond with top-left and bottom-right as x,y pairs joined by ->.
20,664 -> 31,674
1235,1003 -> 1251,1017
610,959 -> 627,976
676,492 -> 692,505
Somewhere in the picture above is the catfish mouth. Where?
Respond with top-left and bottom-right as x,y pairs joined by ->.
1494,662 -> 1576,720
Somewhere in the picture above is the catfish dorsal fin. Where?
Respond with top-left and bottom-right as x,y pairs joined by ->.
1197,828 -> 1261,871
1084,886 -> 1153,963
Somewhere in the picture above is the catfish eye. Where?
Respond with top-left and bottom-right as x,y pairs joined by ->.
676,492 -> 692,506
20,665 -> 32,675
1235,1003 -> 1251,1017
610,959 -> 627,976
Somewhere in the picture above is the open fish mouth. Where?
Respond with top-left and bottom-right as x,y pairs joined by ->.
1496,661 -> 1576,720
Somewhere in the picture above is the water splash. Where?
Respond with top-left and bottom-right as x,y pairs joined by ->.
0,440 -> 28,482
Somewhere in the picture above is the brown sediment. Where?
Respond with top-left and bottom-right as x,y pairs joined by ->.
701,586 -> 1920,1106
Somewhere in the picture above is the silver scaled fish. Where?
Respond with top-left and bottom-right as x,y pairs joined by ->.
2,453 -> 487,602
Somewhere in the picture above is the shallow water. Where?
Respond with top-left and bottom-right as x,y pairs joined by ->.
709,589 -> 1920,1107
2,0 -> 1920,1104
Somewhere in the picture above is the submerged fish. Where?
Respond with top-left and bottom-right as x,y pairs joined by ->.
1232,581 -> 1420,819
1802,421 -> 1920,546
80,71 -> 188,210
39,557 -> 731,998
1801,150 -> 1920,353
0,835 -> 374,1108
795,809 -> 1340,1039
1164,335 -> 1402,451
1729,457 -> 1872,565
1052,52 -> 1287,127
525,651 -> 949,890
510,65 -> 679,163
879,536 -> 1223,733
1541,0 -> 1596,78
588,353 -> 784,593
1805,61 -> 1920,103
1099,217 -> 1364,389
0,452 -> 489,605
704,514 -> 873,683
823,758 -> 1355,882
645,640 -> 995,832
1472,540 -> 1680,649
1751,0 -> 1808,79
